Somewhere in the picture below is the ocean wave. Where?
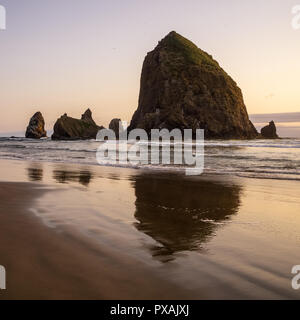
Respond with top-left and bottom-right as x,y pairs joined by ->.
0,144 -> 97,153
0,138 -> 299,181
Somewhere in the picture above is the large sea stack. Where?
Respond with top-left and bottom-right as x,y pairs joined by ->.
25,112 -> 47,139
52,109 -> 103,140
129,31 -> 258,139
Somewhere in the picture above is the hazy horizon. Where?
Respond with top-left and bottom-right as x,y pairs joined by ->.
1,0 -> 300,132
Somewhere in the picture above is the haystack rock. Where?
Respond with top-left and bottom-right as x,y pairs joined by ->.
25,112 -> 47,139
129,31 -> 258,139
52,108 -> 103,140
109,118 -> 125,138
261,121 -> 278,139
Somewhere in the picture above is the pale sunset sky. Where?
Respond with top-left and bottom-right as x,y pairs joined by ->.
0,0 -> 300,133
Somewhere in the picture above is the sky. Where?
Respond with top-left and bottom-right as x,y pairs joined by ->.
0,0 -> 300,133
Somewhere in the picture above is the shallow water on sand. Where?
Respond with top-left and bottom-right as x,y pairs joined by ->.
0,159 -> 300,299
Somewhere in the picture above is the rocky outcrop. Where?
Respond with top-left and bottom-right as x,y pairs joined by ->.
81,108 -> 96,125
25,112 -> 47,139
52,108 -> 103,140
109,118 -> 124,138
261,121 -> 278,139
129,31 -> 258,139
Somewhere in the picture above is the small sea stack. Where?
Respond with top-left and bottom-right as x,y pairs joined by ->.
109,118 -> 125,138
25,112 -> 47,139
261,121 -> 279,139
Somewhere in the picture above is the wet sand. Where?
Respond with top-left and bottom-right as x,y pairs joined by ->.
0,159 -> 300,299
0,182 -> 193,300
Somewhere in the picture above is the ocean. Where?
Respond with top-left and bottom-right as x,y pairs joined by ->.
0,112 -> 299,181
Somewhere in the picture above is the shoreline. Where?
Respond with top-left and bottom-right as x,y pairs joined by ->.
0,156 -> 299,183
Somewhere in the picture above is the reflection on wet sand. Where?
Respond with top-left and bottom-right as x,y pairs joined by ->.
16,160 -> 300,299
27,166 -> 43,181
53,169 -> 93,186
133,174 -> 242,261
25,164 -> 241,263
26,165 -> 94,187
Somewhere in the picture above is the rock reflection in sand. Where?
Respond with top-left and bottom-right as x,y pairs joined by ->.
25,163 -> 241,263
27,166 -> 43,181
27,164 -> 94,187
52,169 -> 93,186
133,174 -> 242,261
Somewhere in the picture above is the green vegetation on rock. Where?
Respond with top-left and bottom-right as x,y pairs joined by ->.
160,31 -> 219,68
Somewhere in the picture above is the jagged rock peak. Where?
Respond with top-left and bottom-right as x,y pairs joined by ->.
81,108 -> 92,120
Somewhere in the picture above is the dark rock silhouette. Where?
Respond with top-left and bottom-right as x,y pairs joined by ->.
52,108 -> 103,140
109,118 -> 124,138
129,31 -> 257,139
261,121 -> 278,139
25,112 -> 47,139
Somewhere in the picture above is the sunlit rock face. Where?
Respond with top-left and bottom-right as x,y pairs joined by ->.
25,112 -> 47,139
129,31 -> 258,139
